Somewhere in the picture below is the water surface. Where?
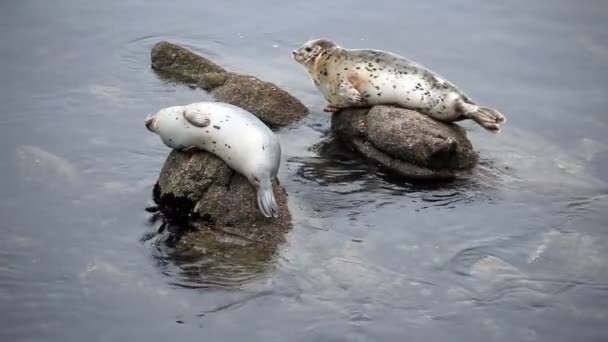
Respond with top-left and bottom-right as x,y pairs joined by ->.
1,1 -> 607,341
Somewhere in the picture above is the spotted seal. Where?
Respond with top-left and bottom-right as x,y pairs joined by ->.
145,102 -> 281,218
292,38 -> 507,132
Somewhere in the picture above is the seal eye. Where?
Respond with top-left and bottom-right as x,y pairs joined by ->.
305,47 -> 312,52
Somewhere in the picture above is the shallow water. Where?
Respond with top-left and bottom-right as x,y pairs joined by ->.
1,0 -> 608,341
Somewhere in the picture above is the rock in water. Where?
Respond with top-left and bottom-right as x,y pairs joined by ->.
332,105 -> 479,180
150,41 -> 477,180
210,74 -> 309,128
15,145 -> 82,191
152,150 -> 291,248
151,41 -> 228,87
149,42 -> 298,263
151,41 -> 308,128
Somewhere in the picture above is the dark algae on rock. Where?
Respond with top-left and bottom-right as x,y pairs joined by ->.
151,151 -> 291,263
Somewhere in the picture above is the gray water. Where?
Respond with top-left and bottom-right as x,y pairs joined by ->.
1,0 -> 608,341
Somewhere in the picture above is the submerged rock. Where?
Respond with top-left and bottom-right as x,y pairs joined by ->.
332,105 -> 479,180
151,41 -> 308,127
14,145 -> 82,191
152,150 -> 291,259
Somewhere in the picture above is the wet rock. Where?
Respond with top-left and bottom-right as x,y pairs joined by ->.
332,106 -> 479,181
152,150 -> 291,259
210,74 -> 309,128
470,255 -> 524,286
151,41 -> 308,127
151,41 -> 227,87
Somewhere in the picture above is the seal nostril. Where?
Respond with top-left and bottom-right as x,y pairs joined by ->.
145,118 -> 154,131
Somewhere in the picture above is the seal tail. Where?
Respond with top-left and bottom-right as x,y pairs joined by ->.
458,101 -> 507,133
256,179 -> 279,218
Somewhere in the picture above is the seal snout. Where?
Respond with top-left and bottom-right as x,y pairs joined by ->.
145,115 -> 156,132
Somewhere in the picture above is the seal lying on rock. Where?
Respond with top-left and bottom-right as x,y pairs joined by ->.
145,102 -> 281,218
292,38 -> 507,132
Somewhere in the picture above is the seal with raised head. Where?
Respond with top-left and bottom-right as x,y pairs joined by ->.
145,102 -> 282,218
292,38 -> 507,132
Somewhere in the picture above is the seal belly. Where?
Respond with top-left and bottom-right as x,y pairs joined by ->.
360,71 -> 460,120
360,72 -> 422,108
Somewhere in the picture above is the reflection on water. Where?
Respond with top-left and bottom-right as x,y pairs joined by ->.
143,220 -> 279,291
14,145 -> 82,193
293,134 -> 501,211
1,0 -> 608,341
149,236 -> 273,290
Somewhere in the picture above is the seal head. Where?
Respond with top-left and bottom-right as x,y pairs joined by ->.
292,38 -> 337,68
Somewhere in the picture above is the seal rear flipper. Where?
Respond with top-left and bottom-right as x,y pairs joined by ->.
457,100 -> 506,133
256,181 -> 279,218
478,107 -> 507,124
183,109 -> 211,127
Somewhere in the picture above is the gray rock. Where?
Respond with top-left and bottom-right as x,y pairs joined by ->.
151,41 -> 308,127
210,73 -> 309,128
152,150 -> 291,259
332,105 -> 479,180
151,41 -> 227,88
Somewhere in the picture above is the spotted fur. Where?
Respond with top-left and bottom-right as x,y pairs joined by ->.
292,39 -> 506,132
145,102 -> 282,217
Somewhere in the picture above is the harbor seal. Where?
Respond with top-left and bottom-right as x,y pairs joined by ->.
292,39 -> 507,132
145,102 -> 281,218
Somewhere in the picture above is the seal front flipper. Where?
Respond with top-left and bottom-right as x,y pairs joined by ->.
323,80 -> 364,113
323,104 -> 342,113
183,109 -> 211,127
337,80 -> 364,105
